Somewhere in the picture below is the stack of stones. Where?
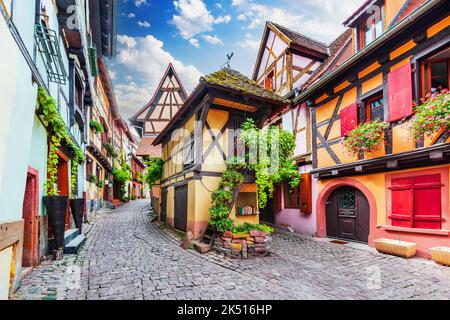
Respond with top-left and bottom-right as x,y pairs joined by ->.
216,230 -> 272,259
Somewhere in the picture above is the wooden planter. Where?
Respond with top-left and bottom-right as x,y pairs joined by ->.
430,247 -> 450,266
374,238 -> 417,258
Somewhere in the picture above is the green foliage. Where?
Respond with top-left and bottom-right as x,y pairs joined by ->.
413,90 -> 450,139
96,180 -> 104,188
90,120 -> 104,134
343,120 -> 389,156
231,222 -> 274,235
145,158 -> 163,187
113,157 -> 131,202
87,174 -> 97,184
37,87 -> 85,197
240,118 -> 301,209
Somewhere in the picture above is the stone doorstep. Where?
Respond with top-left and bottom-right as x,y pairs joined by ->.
191,240 -> 211,254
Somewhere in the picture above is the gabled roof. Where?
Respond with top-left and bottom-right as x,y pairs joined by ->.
129,63 -> 188,126
204,68 -> 290,104
153,68 -> 289,146
269,22 -> 328,55
136,136 -> 162,157
252,21 -> 329,80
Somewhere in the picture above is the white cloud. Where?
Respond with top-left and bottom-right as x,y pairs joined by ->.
137,20 -> 151,28
134,0 -> 148,7
215,3 -> 223,10
189,38 -> 200,48
113,35 -> 203,120
171,0 -> 231,39
236,32 -> 259,50
201,34 -> 223,46
232,0 -> 362,43
127,13 -> 136,18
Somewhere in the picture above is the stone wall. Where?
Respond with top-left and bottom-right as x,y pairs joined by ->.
215,230 -> 272,259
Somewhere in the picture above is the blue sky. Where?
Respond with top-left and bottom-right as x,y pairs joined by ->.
111,0 -> 363,121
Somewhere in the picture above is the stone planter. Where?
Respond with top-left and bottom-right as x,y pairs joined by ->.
215,230 -> 272,259
430,247 -> 450,266
374,238 -> 417,258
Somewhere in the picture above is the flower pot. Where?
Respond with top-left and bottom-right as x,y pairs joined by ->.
43,196 -> 69,252
374,238 -> 417,258
430,247 -> 450,266
70,198 -> 84,233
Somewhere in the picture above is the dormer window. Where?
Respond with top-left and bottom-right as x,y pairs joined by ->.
361,16 -> 383,47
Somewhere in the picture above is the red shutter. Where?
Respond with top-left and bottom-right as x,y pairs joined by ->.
299,173 -> 312,214
388,63 -> 413,122
340,103 -> 358,136
390,177 -> 413,227
413,174 -> 442,229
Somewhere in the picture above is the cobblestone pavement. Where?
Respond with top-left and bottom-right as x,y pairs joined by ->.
12,200 -> 450,300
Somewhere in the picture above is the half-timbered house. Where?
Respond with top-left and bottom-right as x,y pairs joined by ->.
152,68 -> 289,238
252,22 -> 342,235
292,0 -> 449,257
130,64 -> 188,211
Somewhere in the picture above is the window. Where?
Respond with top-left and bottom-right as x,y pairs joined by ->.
363,94 -> 384,122
86,156 -> 93,178
359,15 -> 383,48
390,174 -> 442,230
420,46 -> 450,97
284,183 -> 300,209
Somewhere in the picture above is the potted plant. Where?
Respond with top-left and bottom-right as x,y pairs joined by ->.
69,150 -> 85,234
412,89 -> 450,141
90,119 -> 104,134
343,120 -> 389,156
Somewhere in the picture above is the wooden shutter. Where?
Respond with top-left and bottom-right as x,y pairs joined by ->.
390,177 -> 413,227
413,174 -> 442,230
275,184 -> 283,211
388,63 -> 413,122
299,173 -> 312,214
340,103 -> 358,136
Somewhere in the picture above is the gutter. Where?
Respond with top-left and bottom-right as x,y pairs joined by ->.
293,0 -> 444,105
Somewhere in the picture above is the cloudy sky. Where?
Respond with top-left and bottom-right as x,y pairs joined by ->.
111,0 -> 363,121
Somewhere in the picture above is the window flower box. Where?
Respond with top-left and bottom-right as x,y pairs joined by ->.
374,238 -> 417,258
430,247 -> 450,266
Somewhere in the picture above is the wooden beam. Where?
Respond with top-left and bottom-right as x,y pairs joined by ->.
212,97 -> 257,112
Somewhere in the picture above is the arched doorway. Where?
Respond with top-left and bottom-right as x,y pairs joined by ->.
325,186 -> 370,243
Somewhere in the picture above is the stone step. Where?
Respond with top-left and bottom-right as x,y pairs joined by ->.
64,234 -> 87,254
192,240 -> 211,254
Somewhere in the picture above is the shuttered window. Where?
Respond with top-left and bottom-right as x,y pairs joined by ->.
340,102 -> 358,136
388,63 -> 413,122
390,174 -> 442,230
284,183 -> 300,209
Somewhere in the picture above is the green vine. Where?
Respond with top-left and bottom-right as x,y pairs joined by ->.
240,118 -> 301,209
145,158 -> 163,187
113,152 -> 131,202
90,119 -> 104,134
37,87 -> 85,197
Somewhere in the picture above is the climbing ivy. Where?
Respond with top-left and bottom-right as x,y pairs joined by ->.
113,152 -> 131,202
240,118 -> 301,209
37,87 -> 85,197
145,157 -> 163,187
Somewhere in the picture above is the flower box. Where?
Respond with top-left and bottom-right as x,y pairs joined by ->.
374,238 -> 417,258
430,247 -> 450,266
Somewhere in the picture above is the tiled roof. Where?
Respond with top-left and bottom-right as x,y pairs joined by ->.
203,68 -> 290,104
136,136 -> 162,157
269,22 -> 329,55
391,0 -> 428,27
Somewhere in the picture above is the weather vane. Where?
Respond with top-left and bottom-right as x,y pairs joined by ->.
221,52 -> 234,69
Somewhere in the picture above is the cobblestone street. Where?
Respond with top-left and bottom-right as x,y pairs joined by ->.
12,200 -> 450,300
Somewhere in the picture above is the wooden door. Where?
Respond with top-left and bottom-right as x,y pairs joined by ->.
56,150 -> 70,230
160,188 -> 168,223
22,168 -> 39,267
259,197 -> 275,224
326,187 -> 369,243
174,185 -> 188,232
